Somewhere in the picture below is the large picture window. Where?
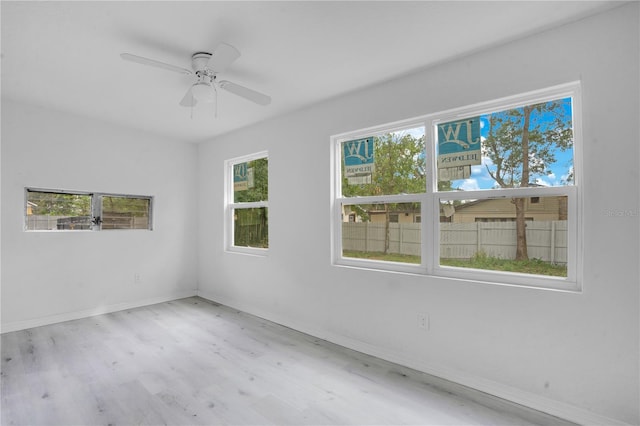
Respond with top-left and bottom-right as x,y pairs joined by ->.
332,82 -> 581,290
25,189 -> 153,231
225,152 -> 269,253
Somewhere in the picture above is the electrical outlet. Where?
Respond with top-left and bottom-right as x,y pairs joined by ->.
134,273 -> 142,283
417,313 -> 429,330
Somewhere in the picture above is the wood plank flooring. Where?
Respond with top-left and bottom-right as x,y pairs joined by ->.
1,297 -> 574,425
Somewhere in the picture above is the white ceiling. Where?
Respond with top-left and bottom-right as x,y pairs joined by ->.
1,1 -> 623,143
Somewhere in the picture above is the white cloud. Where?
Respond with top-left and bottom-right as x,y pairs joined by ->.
459,179 -> 480,191
535,177 -> 551,187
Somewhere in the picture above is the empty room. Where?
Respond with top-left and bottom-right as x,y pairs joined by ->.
1,1 -> 638,425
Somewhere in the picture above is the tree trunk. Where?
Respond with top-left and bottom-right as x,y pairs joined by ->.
514,197 -> 528,260
384,209 -> 390,254
515,105 -> 533,261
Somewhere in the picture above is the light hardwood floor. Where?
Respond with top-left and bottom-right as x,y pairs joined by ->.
1,297 -> 574,425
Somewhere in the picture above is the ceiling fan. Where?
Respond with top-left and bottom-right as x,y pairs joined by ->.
120,43 -> 271,112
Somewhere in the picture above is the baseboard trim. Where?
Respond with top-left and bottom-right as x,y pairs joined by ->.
323,332 -> 630,426
196,290 -> 631,426
1,290 -> 197,334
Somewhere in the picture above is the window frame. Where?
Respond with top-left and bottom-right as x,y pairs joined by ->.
331,82 -> 582,291
24,188 -> 154,232
224,151 -> 269,256
332,118 -> 429,275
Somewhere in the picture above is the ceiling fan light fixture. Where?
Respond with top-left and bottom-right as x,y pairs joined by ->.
191,82 -> 216,103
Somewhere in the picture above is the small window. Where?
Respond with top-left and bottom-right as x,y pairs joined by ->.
226,152 -> 269,253
25,189 -> 153,231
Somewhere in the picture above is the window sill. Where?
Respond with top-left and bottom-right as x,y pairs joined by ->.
225,246 -> 269,257
333,258 -> 580,293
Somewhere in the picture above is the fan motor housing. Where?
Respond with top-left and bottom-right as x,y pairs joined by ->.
191,52 -> 213,73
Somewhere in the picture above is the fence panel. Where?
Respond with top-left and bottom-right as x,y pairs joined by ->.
440,222 -> 477,259
342,222 -> 368,252
343,220 -> 567,264
478,222 -> 517,259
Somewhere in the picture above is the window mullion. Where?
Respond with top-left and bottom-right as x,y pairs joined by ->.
92,194 -> 101,231
229,201 -> 268,209
338,193 -> 422,206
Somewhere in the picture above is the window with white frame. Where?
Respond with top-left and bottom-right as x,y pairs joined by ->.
225,152 -> 269,253
332,82 -> 581,290
25,189 -> 153,231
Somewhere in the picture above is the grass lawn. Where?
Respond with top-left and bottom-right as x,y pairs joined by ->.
342,250 -> 567,277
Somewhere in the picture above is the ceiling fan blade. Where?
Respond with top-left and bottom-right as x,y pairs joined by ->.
218,80 -> 271,106
179,87 -> 197,107
121,53 -> 192,75
207,43 -> 241,73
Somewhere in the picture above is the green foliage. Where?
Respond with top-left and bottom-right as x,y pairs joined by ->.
28,192 -> 90,216
342,250 -> 421,264
343,250 -> 566,276
234,158 -> 268,203
442,255 -> 567,277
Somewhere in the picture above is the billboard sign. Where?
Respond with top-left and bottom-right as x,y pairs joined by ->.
438,165 -> 471,181
437,117 -> 481,168
343,137 -> 375,178
233,162 -> 249,191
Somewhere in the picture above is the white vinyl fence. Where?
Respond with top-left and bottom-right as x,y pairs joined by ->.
342,221 -> 567,264
26,215 -> 148,230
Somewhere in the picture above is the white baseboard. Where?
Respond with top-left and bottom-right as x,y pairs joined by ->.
197,289 -> 631,426
1,290 -> 197,334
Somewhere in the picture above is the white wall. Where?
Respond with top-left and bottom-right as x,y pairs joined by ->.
198,4 -> 639,425
1,101 -> 198,331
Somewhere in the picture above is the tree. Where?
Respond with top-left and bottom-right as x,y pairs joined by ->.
28,192 -> 90,217
482,99 -> 573,260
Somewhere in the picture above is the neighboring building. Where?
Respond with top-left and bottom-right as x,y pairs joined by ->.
446,196 -> 568,223
343,204 -> 421,224
343,196 -> 567,224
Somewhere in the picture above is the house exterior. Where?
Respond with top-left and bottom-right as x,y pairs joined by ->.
344,196 -> 568,224
446,196 -> 568,223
